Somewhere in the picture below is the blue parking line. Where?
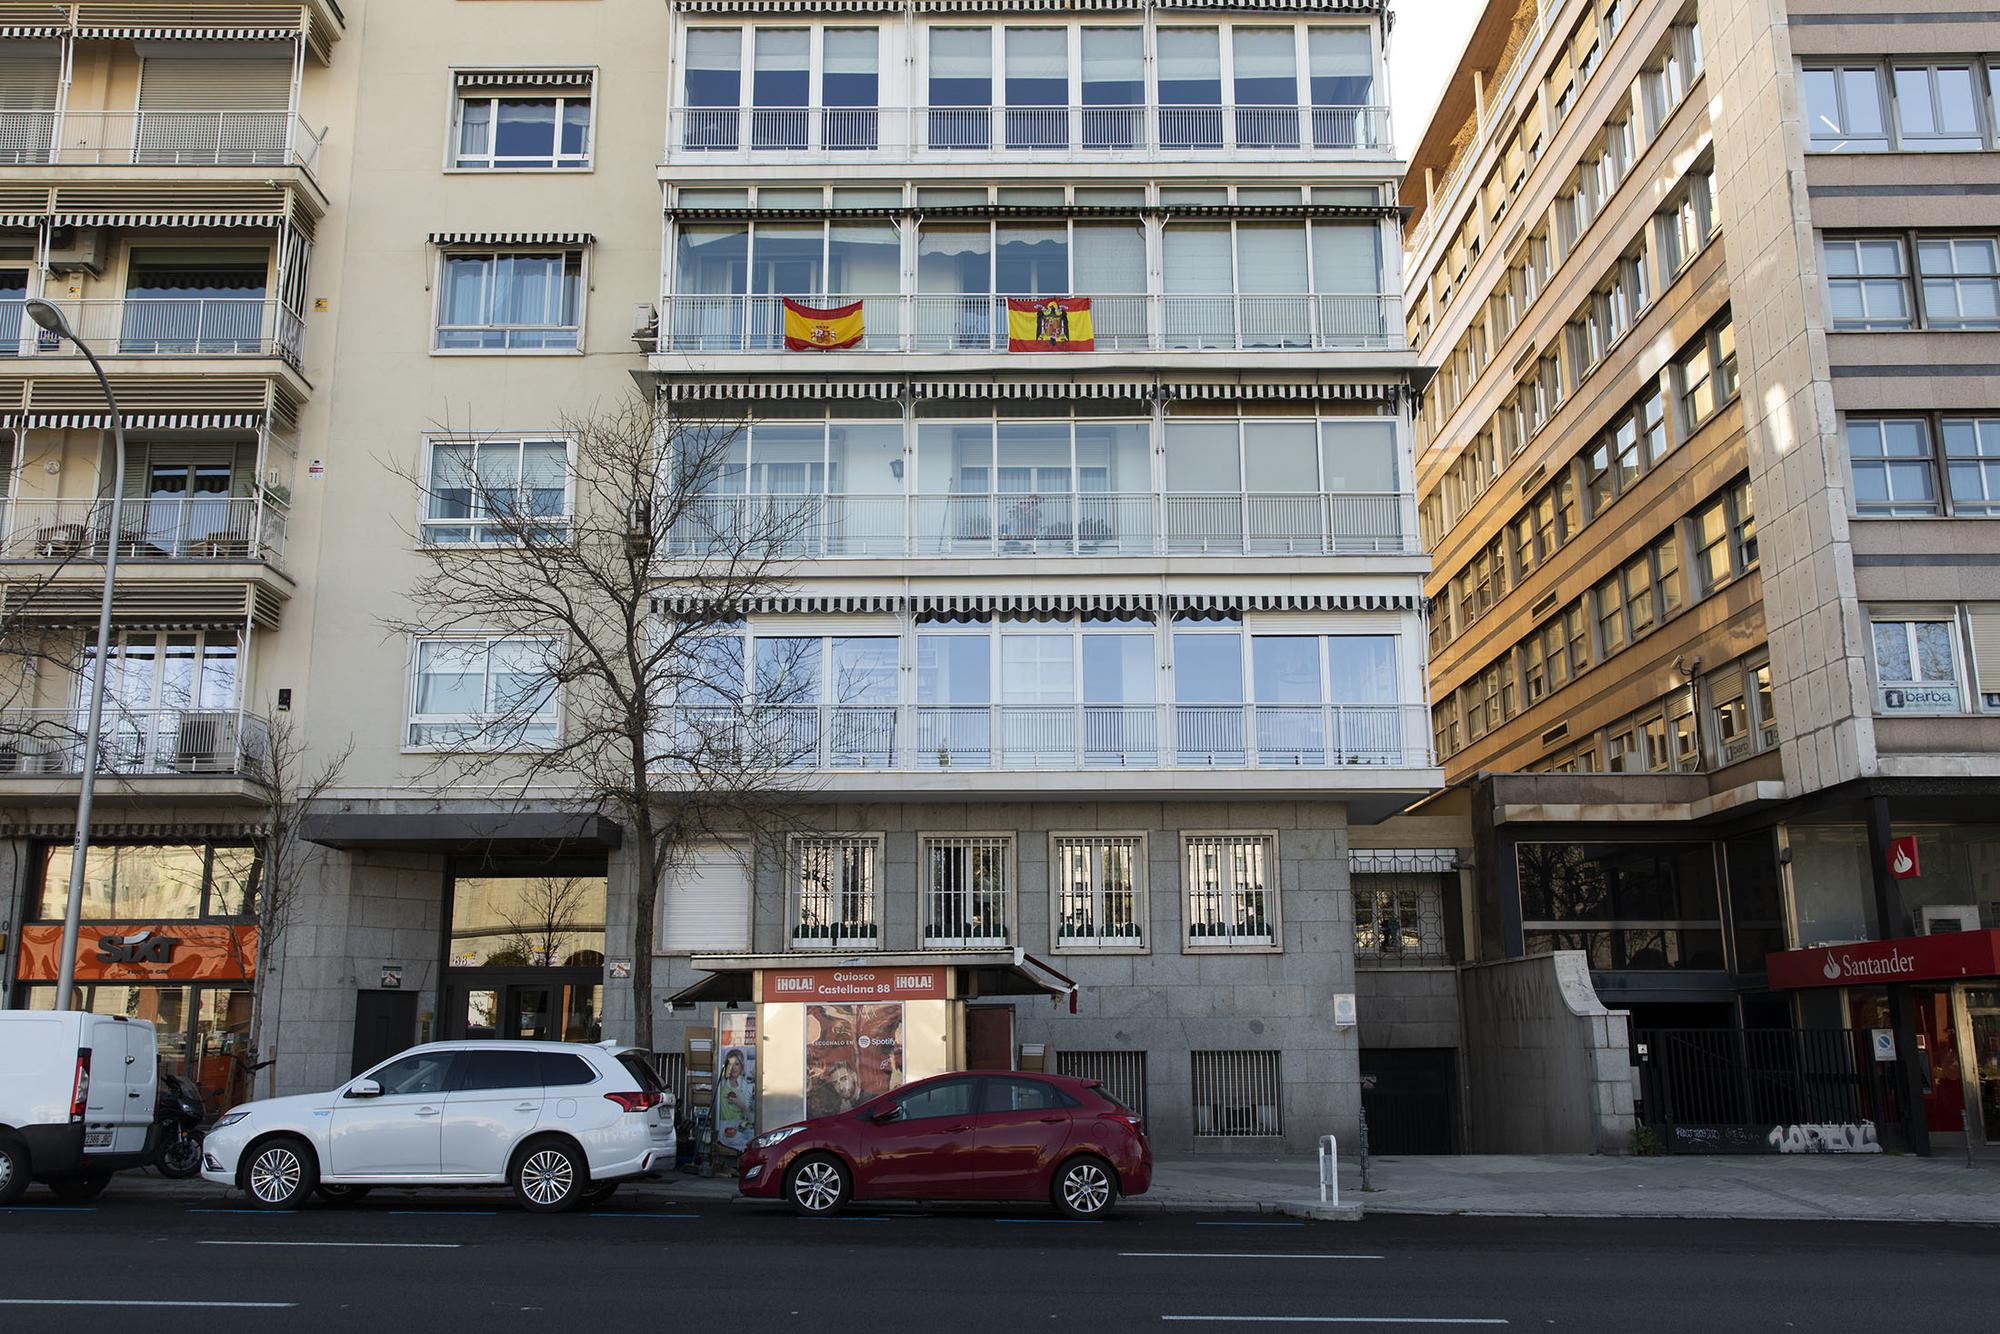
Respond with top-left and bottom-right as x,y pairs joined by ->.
800,1215 -> 891,1222
995,1217 -> 1102,1225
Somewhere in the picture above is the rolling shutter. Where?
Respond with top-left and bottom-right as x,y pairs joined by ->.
137,55 -> 293,111
660,841 -> 753,953
1969,609 -> 2000,707
0,44 -> 59,163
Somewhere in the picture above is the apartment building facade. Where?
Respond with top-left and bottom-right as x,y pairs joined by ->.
1405,0 -> 2000,1151
0,0 -> 1438,1152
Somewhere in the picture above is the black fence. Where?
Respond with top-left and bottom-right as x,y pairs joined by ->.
1637,1027 -> 1890,1152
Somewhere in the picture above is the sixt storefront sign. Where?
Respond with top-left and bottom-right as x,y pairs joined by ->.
1765,929 -> 2000,989
96,931 -> 176,966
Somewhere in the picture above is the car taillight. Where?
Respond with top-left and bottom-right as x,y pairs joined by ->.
1107,1111 -> 1144,1135
70,1049 -> 91,1120
605,1090 -> 662,1113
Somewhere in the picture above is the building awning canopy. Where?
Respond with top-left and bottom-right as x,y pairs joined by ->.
301,811 -> 623,855
429,231 -> 595,247
671,949 -> 1072,1005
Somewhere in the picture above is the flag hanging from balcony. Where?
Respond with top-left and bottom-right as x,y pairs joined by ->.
1007,296 -> 1095,352
783,298 -> 865,351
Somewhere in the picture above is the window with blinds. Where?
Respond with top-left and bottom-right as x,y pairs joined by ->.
1969,607 -> 2000,711
0,45 -> 59,165
659,841 -> 753,954
135,54 -> 293,166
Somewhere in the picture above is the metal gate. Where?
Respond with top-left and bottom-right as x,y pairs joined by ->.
1637,1028 -> 1890,1153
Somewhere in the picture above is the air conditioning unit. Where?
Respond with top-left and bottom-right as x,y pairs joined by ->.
631,302 -> 659,346
175,710 -> 241,774
46,226 -> 107,276
1917,904 -> 1981,935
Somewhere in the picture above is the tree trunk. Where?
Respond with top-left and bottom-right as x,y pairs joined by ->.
629,799 -> 659,1053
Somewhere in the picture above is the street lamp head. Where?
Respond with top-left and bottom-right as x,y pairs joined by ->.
24,297 -> 72,340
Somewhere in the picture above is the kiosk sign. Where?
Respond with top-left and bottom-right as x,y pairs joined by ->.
764,966 -> 947,1002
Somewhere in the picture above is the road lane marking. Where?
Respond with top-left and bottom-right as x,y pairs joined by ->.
0,1207 -> 96,1213
188,1208 -> 291,1215
0,1300 -> 298,1310
590,1212 -> 700,1219
1122,1253 -> 1383,1261
1163,1318 -> 1507,1326
1196,1221 -> 1307,1228
995,1217 -> 1102,1224
199,1241 -> 462,1249
388,1209 -> 497,1215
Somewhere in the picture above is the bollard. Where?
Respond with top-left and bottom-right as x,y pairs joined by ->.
1317,1134 -> 1339,1206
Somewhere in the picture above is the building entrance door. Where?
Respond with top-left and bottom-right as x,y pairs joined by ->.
1965,986 -> 2000,1145
1915,988 -> 1967,1135
444,972 -> 603,1042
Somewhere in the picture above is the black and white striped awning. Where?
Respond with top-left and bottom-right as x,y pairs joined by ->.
428,231 -> 595,247
73,26 -> 304,40
49,212 -> 286,229
0,25 -> 66,38
1163,380 -> 1400,403
910,379 -> 1154,400
455,69 -> 595,90
918,0 -> 1141,10
675,0 -> 904,11
1349,847 -> 1459,875
914,591 -> 1159,621
0,214 -> 42,229
1168,592 -> 1418,613
663,380 -> 902,402
1159,0 -> 1382,9
654,592 -> 902,616
22,411 -> 265,430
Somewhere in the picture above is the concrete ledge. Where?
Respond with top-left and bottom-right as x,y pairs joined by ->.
1277,1199 -> 1366,1221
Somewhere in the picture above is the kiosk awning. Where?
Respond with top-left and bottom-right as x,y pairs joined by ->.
671,950 -> 1074,1006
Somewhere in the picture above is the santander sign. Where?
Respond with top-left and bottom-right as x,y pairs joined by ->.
1766,928 -> 2000,990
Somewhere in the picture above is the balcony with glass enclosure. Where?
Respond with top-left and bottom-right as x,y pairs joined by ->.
666,20 -> 1390,164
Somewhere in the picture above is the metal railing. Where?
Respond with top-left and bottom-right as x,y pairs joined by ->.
661,293 -> 1399,353
0,497 -> 286,566
1637,1027 -> 1888,1149
666,701 -> 1433,771
0,109 -> 324,172
0,706 -> 271,779
668,491 -> 1412,557
0,298 -> 304,364
668,103 -> 1391,157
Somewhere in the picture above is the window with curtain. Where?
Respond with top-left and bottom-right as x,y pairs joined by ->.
1163,224 -> 1233,348
1081,28 -> 1143,148
1073,222 -> 1145,343
424,437 -> 570,543
917,225 -> 995,348
995,224 -> 1069,295
824,28 -> 879,149
1237,223 -> 1310,346
1233,29 -> 1299,148
1309,26 -> 1373,107
454,92 -> 592,170
409,637 -> 560,747
1158,27 -> 1222,149
435,251 -> 584,351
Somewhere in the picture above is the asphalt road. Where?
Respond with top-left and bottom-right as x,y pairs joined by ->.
1,1192 -> 1995,1333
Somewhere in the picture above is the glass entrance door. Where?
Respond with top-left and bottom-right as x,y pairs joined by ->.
445,976 -> 603,1042
1968,986 -> 2000,1144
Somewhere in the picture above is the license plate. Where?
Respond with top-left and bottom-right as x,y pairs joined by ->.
83,1131 -> 113,1149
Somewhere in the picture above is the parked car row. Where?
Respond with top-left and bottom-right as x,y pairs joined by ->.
3,1017 -> 1152,1217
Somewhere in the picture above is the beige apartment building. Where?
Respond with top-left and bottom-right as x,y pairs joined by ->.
1404,0 -> 2000,1152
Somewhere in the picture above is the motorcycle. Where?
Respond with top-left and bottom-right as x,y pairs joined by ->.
153,1071 -> 207,1179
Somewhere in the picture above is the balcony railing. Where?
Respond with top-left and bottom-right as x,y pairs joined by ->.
0,707 -> 271,779
0,298 -> 305,365
0,498 -> 287,566
0,109 -> 325,173
668,104 -> 1391,158
670,492 -> 1412,556
662,293 -> 1399,353
668,702 -> 1434,771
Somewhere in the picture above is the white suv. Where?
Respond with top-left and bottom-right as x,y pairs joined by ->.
201,1041 -> 673,1212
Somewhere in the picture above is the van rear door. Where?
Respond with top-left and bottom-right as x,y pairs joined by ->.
83,1018 -> 156,1155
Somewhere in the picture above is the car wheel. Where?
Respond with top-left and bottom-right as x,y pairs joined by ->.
46,1173 -> 112,1203
314,1184 -> 372,1206
584,1181 -> 620,1205
1052,1155 -> 1118,1220
511,1140 -> 586,1214
784,1154 -> 850,1217
0,1139 -> 28,1206
243,1136 -> 317,1210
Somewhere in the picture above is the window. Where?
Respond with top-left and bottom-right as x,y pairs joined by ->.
681,27 -> 881,151
1846,417 -> 1940,516
1943,416 -> 2000,515
408,636 -> 558,748
659,842 -> 752,953
922,834 -> 1012,947
1675,314 -> 1736,429
448,874 -> 608,968
423,437 -> 570,543
1660,164 -> 1715,275
886,1077 -> 979,1122
1892,64 -> 1983,150
366,1051 -> 455,1096
1692,477 -> 1756,593
1872,614 -> 1962,713
1191,1050 -> 1281,1137
1595,572 -> 1627,656
793,836 -> 881,949
453,81 -> 593,169
1183,833 -> 1277,948
36,843 -> 260,921
1051,833 -> 1147,950
1917,236 -> 2000,328
435,250 -> 584,352
1516,842 -> 1725,969
456,1049 -> 545,1091
1056,1050 -> 1147,1120
540,1053 -> 597,1086
1825,237 -> 1911,330
1971,608 -> 2000,711
1802,66 -> 1888,151
1352,872 -> 1447,963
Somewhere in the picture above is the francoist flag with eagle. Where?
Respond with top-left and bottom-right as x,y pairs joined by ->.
1007,296 -> 1095,351
783,298 -> 865,351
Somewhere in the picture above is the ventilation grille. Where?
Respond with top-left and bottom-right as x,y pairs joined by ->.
1191,1050 -> 1281,1138
1057,1049 -> 1148,1123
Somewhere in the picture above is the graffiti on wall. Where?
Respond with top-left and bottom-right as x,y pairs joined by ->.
1766,1121 -> 1881,1154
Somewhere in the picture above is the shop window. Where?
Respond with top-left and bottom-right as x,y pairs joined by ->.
36,843 -> 259,921
1352,872 -> 1447,963
448,874 -> 608,969
1183,832 -> 1278,949
1516,842 -> 1725,969
792,835 -> 881,950
921,834 -> 1012,947
1784,825 -> 1873,947
1051,833 -> 1147,951
1191,1049 -> 1281,1137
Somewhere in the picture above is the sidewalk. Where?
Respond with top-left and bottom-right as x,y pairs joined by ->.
48,1152 -> 2000,1225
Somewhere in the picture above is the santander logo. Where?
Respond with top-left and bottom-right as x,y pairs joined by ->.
1822,955 -> 1843,982
1891,846 -> 1915,876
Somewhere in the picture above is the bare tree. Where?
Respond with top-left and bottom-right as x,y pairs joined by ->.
385,393 -> 826,1051
491,874 -> 600,969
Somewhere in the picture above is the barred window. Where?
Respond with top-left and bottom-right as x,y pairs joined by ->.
1352,873 -> 1449,965
921,834 -> 1012,947
1183,833 -> 1278,949
792,835 -> 881,950
1191,1050 -> 1281,1138
1056,1050 -> 1147,1122
1051,834 -> 1147,950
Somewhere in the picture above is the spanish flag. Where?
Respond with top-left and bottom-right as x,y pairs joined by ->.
783,298 -> 865,351
1007,296 -> 1095,352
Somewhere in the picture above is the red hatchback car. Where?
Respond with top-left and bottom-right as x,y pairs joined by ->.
738,1071 -> 1151,1219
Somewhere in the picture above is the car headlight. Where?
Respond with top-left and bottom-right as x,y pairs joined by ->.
749,1125 -> 805,1151
212,1111 -> 251,1131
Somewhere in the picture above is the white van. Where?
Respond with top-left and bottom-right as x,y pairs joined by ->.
0,1010 -> 162,1203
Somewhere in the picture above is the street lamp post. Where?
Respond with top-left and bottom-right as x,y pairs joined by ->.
27,297 -> 129,1010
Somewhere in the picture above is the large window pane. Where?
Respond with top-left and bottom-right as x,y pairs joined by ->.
995,224 -> 1069,295
1173,632 -> 1242,702
1005,27 -> 1067,148
1233,28 -> 1299,148
1158,28 -> 1222,148
1082,27 -> 1143,147
1164,421 -> 1241,491
450,875 -> 608,969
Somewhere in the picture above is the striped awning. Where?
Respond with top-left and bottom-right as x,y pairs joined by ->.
428,231 -> 595,247
654,592 -> 901,616
910,380 -> 1154,400
22,411 -> 264,430
663,380 -> 902,402
6,820 -> 265,841
657,376 -> 1406,404
0,214 -> 42,229
918,0 -> 1141,9
0,25 -> 66,38
1168,592 -> 1418,613
914,591 -> 1159,620
73,26 -> 304,39
674,0 -> 903,10
455,69 -> 594,89
1159,0 -> 1382,8
49,212 -> 285,229
1349,847 -> 1459,874
1163,380 -> 1400,402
